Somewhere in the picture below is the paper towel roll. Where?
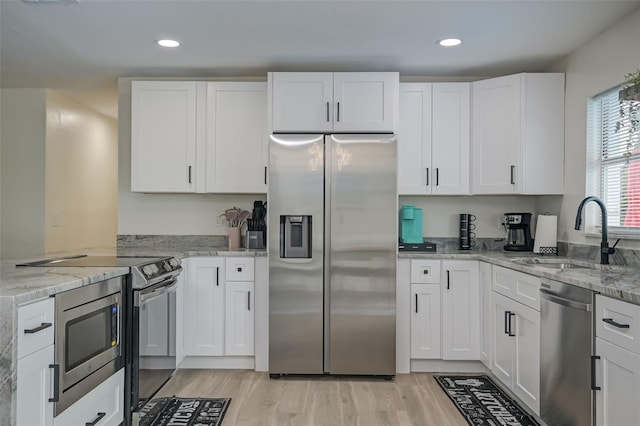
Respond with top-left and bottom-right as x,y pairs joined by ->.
533,214 -> 558,255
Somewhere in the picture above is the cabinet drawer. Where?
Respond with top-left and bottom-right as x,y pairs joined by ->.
17,298 -> 55,359
596,295 -> 640,355
225,257 -> 255,281
410,260 -> 441,284
54,368 -> 124,426
493,266 -> 540,311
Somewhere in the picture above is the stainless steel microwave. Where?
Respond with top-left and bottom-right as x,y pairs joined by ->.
54,276 -> 124,415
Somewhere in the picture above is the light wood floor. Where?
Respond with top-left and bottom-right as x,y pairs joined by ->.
156,370 -> 467,426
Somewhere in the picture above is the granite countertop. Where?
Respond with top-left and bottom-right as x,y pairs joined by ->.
3,245 -> 640,305
0,247 -> 267,304
400,249 -> 640,304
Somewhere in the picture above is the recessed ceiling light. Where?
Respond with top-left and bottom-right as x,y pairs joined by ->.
157,39 -> 180,48
438,38 -> 462,47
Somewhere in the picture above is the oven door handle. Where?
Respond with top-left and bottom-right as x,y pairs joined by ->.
135,279 -> 178,306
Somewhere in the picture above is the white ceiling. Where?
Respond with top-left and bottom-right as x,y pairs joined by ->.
1,0 -> 639,118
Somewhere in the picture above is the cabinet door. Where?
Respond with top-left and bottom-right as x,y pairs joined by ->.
206,82 -> 267,193
398,83 -> 432,195
53,369 -> 124,426
333,72 -> 398,132
271,72 -> 333,132
441,261 -> 480,360
479,262 -> 493,368
492,292 -> 515,386
17,345 -> 54,426
596,337 -> 640,426
131,81 -> 197,192
410,284 -> 441,359
139,293 -> 169,356
225,281 -> 255,356
432,83 -> 470,195
471,74 -> 521,194
185,257 -> 225,356
512,302 -> 541,415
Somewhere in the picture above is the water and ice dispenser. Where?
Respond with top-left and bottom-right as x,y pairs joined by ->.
280,215 -> 312,258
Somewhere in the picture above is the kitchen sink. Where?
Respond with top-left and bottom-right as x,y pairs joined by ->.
516,258 -> 600,270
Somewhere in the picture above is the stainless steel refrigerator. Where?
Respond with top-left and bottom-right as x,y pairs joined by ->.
268,134 -> 397,377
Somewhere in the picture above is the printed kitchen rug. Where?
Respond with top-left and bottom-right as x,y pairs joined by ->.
434,375 -> 539,426
137,397 -> 231,426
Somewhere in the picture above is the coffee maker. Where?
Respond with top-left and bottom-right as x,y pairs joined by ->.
503,213 -> 534,251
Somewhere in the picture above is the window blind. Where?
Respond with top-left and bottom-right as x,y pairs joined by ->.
587,86 -> 640,232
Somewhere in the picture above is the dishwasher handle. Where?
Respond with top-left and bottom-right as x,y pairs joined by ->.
540,288 -> 592,312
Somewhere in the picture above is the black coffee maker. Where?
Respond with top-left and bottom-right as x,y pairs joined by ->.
503,213 -> 534,251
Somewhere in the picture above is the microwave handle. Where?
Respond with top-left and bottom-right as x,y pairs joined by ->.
135,280 -> 178,306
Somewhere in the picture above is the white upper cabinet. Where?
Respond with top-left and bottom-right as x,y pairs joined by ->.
131,81 -> 198,192
270,72 -> 398,132
271,73 -> 334,132
471,73 -> 565,194
431,83 -> 470,195
205,82 -> 267,193
398,83 -> 432,194
398,82 -> 470,195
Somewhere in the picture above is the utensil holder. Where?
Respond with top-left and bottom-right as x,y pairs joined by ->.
228,227 -> 241,251
247,231 -> 265,249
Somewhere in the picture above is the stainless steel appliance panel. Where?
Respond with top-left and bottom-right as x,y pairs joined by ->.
328,134 -> 397,375
54,276 -> 123,415
540,278 -> 594,426
269,134 -> 325,374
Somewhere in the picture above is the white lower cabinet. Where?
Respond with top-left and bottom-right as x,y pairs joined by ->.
410,283 -> 441,359
53,368 -> 124,426
595,294 -> 640,426
492,292 -> 540,415
185,257 -> 225,356
225,281 -> 255,356
17,345 -> 54,426
595,337 -> 640,426
441,261 -> 479,360
479,262 -> 492,368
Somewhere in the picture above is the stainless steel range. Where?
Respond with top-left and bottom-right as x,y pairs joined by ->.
18,254 -> 183,423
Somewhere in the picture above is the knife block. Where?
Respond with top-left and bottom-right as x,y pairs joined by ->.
247,231 -> 265,249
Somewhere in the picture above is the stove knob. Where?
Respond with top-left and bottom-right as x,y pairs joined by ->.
142,265 -> 154,277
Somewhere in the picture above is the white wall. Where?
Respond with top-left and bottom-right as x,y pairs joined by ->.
117,78 -> 266,236
540,8 -> 640,247
0,89 -> 118,260
0,89 -> 47,259
45,91 -> 118,252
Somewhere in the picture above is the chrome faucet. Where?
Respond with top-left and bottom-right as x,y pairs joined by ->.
574,196 -> 617,264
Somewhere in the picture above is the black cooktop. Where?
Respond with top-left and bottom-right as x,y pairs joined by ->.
17,255 -> 164,268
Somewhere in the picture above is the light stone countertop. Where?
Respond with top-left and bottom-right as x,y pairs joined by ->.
399,249 -> 640,305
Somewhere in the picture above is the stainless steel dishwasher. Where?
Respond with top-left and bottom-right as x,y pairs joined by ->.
540,278 -> 594,426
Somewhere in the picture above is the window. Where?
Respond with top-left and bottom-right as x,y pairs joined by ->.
587,86 -> 640,234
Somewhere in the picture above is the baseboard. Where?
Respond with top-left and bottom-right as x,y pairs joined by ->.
410,359 -> 488,373
178,356 -> 255,370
